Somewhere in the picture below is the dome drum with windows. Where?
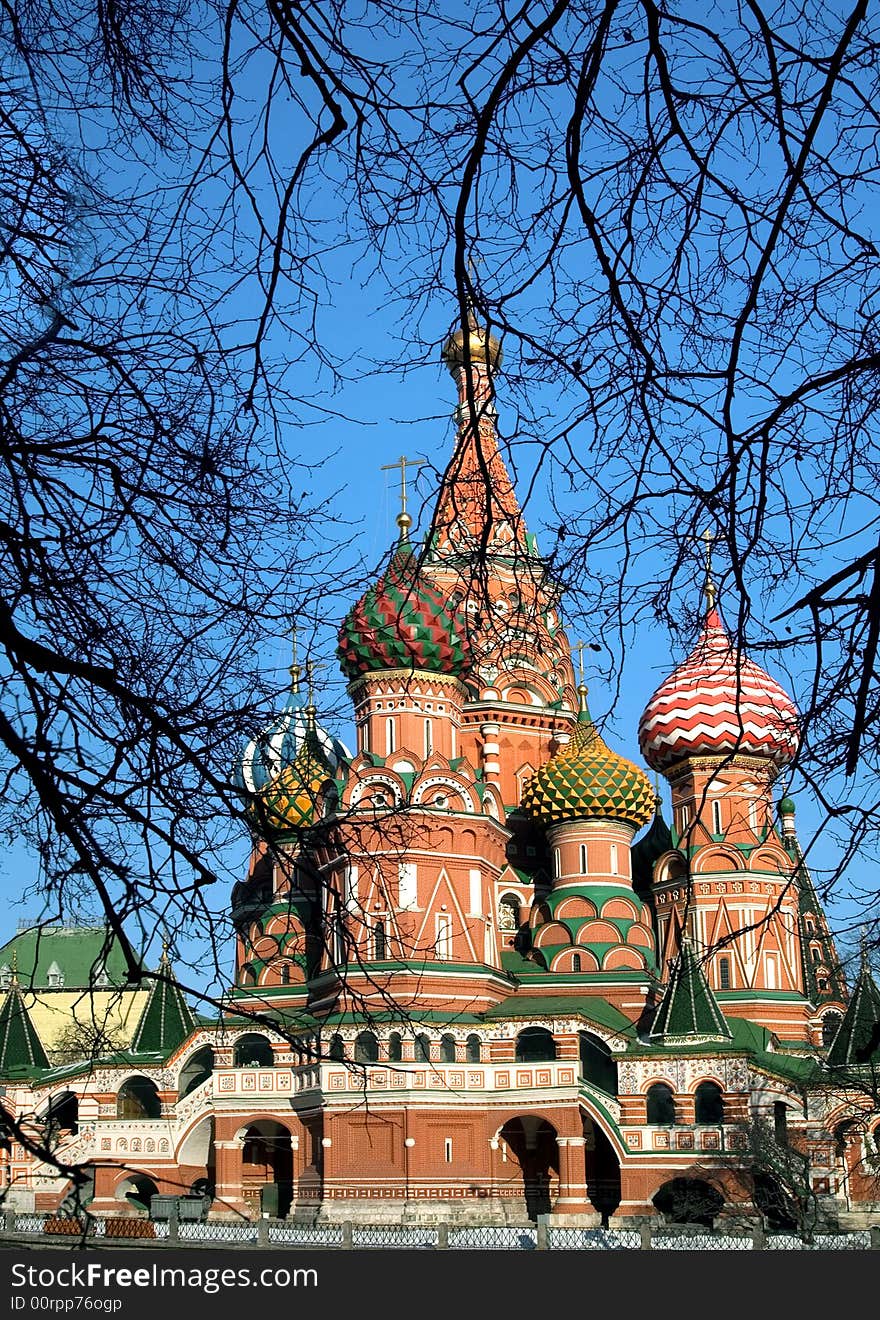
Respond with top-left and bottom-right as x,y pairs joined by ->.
521,688 -> 655,829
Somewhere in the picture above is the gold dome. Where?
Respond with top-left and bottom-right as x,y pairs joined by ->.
441,310 -> 503,375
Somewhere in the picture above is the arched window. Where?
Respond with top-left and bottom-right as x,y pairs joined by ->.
424,719 -> 433,756
373,921 -> 387,960
774,1101 -> 788,1144
711,800 -> 723,834
811,946 -> 821,963
280,963 -> 291,985
579,1032 -> 617,1095
415,1033 -> 431,1063
354,1031 -> 379,1063
572,953 -> 582,972
116,1077 -> 161,1120
695,1081 -> 725,1125
45,1092 -> 78,1135
328,1034 -> 346,1062
440,1034 -> 456,1063
579,844 -> 588,874
387,1032 -> 402,1062
498,896 -> 520,931
515,1027 -> 556,1063
646,1083 -> 676,1126
822,1012 -> 842,1049
718,957 -> 731,990
609,844 -> 619,876
465,1034 -> 481,1063
233,1034 -> 274,1068
386,717 -> 395,755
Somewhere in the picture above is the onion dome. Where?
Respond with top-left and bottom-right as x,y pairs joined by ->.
337,535 -> 472,680
233,664 -> 348,840
631,793 -> 674,897
521,687 -> 654,829
246,706 -> 336,837
234,671 -> 347,798
441,307 -> 503,375
779,794 -> 796,816
638,605 -> 799,772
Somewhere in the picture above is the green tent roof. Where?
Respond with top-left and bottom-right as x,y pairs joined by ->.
0,983 -> 49,1075
826,958 -> 880,1070
650,938 -> 732,1045
130,956 -> 195,1056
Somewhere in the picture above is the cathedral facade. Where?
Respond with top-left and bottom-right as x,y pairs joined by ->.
1,317 -> 879,1229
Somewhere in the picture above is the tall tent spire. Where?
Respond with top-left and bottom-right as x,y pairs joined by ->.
0,980 -> 50,1074
649,937 -> 732,1045
130,952 -> 195,1056
826,950 -> 880,1069
430,307 -> 528,559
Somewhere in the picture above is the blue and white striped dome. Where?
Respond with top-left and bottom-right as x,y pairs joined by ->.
233,679 -> 350,796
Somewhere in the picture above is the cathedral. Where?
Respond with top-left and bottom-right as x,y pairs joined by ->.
1,312 -> 879,1230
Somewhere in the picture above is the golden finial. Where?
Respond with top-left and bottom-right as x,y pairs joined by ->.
702,528 -> 718,612
289,624 -> 301,693
159,934 -> 170,968
381,455 -> 426,543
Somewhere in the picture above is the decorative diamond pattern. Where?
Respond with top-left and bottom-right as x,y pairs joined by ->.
337,543 -> 472,679
521,708 -> 654,828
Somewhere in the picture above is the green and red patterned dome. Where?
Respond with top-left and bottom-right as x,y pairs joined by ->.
338,539 -> 472,681
522,688 -> 654,830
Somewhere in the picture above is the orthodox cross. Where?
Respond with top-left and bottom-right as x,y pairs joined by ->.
701,528 -> 718,610
381,455 -> 426,539
289,623 -> 301,691
574,639 -> 588,687
305,658 -> 326,707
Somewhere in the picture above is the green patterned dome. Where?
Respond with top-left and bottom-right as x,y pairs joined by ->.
522,688 -> 654,829
337,539 -> 472,680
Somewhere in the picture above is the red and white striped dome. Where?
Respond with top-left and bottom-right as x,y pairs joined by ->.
638,608 -> 799,771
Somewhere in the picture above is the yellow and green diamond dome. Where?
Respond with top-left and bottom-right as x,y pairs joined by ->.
522,689 -> 654,829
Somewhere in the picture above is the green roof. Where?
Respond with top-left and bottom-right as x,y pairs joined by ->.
0,984 -> 49,1075
486,993 -> 637,1040
130,957 -> 195,1056
0,925 -> 140,990
650,939 -> 732,1044
826,959 -> 880,1070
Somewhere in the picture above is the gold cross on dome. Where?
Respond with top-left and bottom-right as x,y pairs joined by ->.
381,455 -> 426,538
701,528 -> 718,609
574,640 -> 587,686
289,623 -> 301,691
305,658 -> 326,707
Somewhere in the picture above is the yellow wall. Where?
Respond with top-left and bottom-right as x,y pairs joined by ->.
17,988 -> 150,1062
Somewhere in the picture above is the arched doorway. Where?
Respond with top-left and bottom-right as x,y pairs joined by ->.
178,1046 -> 214,1098
115,1174 -> 159,1214
583,1117 -> 621,1225
652,1177 -> 724,1227
498,1117 -> 559,1221
240,1121 -> 293,1218
117,1077 -> 162,1119
233,1034 -> 274,1068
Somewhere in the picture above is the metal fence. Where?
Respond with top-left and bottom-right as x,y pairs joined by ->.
5,1213 -> 879,1250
